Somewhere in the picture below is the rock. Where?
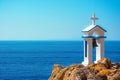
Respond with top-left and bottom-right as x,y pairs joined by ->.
112,62 -> 120,69
97,58 -> 112,69
49,64 -> 65,80
107,69 -> 120,80
97,69 -> 114,80
87,58 -> 112,72
49,58 -> 120,80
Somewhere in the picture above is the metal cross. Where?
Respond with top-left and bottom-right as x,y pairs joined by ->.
91,13 -> 98,25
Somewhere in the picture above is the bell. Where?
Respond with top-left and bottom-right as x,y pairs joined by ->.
92,38 -> 98,48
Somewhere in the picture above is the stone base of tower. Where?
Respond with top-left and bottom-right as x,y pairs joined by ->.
94,58 -> 104,63
82,61 -> 89,66
82,61 -> 93,66
82,57 -> 93,66
94,60 -> 98,63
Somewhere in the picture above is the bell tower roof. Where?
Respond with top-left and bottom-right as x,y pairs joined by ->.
82,25 -> 107,32
82,14 -> 107,32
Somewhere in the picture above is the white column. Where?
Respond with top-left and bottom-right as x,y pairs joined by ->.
100,38 -> 104,59
88,38 -> 93,63
82,38 -> 93,66
95,38 -> 104,63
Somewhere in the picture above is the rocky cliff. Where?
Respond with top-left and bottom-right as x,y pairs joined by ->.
49,58 -> 120,80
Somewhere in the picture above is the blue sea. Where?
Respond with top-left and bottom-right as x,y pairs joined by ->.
0,41 -> 120,80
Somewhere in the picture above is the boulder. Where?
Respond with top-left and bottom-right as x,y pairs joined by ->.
97,58 -> 112,69
49,58 -> 120,80
107,69 -> 120,80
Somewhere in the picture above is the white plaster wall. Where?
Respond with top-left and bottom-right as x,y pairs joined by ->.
95,38 -> 104,62
100,38 -> 104,59
82,38 -> 93,65
88,38 -> 93,63
84,26 -> 105,36
82,26 -> 105,65
83,39 -> 88,63
83,32 -> 90,36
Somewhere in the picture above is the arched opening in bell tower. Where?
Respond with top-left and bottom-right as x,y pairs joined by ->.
92,38 -> 98,62
92,32 -> 98,62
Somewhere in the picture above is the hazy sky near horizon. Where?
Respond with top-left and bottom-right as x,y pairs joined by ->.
0,0 -> 120,40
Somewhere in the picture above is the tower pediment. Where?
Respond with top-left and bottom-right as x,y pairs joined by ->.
82,25 -> 107,38
82,25 -> 107,32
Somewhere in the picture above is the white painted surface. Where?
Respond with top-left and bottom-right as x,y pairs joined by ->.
94,38 -> 104,63
82,38 -> 93,66
82,15 -> 106,66
82,25 -> 96,32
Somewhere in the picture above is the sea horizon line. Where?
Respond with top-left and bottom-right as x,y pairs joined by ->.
0,40 -> 119,42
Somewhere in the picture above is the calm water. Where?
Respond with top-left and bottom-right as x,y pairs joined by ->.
0,41 -> 120,80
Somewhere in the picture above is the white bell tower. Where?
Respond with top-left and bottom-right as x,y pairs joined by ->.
82,14 -> 107,66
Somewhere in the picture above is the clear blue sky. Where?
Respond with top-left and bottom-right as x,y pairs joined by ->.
0,0 -> 120,40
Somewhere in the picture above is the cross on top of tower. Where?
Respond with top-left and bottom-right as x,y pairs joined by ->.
91,13 -> 98,25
